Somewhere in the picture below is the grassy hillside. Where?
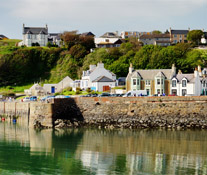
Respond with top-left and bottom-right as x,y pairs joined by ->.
0,39 -> 21,47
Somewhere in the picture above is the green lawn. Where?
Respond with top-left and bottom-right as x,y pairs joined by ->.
0,39 -> 22,47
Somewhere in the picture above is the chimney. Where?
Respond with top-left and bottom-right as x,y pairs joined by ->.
89,65 -> 96,71
198,65 -> 202,76
97,62 -> 104,68
194,67 -> 199,77
171,64 -> 176,76
178,70 -> 182,74
46,24 -> 48,29
129,63 -> 134,74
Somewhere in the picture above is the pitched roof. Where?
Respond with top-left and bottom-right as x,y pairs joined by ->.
100,32 -> 121,38
175,74 -> 195,83
81,32 -> 95,37
139,34 -> 170,39
92,76 -> 115,82
131,69 -> 173,80
23,27 -> 48,35
0,35 -> 8,39
171,30 -> 189,35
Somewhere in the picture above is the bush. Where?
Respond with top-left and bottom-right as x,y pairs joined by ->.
75,90 -> 81,94
65,87 -> 72,91
86,88 -> 91,93
76,87 -> 81,91
55,92 -> 61,96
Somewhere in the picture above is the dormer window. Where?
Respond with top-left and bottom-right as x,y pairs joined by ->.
182,80 -> 187,87
172,80 -> 176,87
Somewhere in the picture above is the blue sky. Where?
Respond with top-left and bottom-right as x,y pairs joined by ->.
1,0 -> 207,39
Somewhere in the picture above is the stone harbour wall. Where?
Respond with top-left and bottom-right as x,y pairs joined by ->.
1,96 -> 207,129
53,96 -> 207,129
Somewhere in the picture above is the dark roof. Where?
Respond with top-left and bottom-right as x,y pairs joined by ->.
0,35 -> 8,39
23,27 -> 48,35
81,32 -> 95,37
100,32 -> 121,38
139,34 -> 170,39
92,76 -> 115,82
171,30 -> 189,35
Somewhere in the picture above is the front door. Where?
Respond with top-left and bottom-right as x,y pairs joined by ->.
51,86 -> 55,93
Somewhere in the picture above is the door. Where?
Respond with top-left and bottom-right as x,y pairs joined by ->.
51,86 -> 55,93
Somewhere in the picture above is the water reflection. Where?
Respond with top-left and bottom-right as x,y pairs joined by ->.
0,122 -> 207,175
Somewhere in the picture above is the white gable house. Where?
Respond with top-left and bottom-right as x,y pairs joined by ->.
22,24 -> 48,47
81,63 -> 116,91
171,66 -> 207,96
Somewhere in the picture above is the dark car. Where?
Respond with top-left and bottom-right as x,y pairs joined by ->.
30,96 -> 37,101
98,93 -> 111,97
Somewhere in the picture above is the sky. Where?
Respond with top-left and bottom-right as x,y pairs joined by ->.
0,0 -> 207,39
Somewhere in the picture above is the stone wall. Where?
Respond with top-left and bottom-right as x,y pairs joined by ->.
1,97 -> 207,129
53,96 -> 207,129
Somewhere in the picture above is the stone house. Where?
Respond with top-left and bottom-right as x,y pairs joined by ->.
22,24 -> 48,46
24,84 -> 45,96
169,28 -> 189,44
171,66 -> 207,96
81,63 -> 116,91
139,34 -> 171,46
126,64 -> 176,96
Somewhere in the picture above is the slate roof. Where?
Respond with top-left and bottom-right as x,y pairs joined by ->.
92,76 -> 115,82
171,30 -> 189,35
139,34 -> 170,39
81,32 -> 95,37
23,27 -> 48,35
100,32 -> 121,38
131,69 -> 173,80
174,74 -> 195,83
0,35 -> 8,39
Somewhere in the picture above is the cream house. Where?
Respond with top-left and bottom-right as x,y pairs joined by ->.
126,64 -> 176,96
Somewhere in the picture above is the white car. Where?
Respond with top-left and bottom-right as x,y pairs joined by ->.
22,97 -> 30,102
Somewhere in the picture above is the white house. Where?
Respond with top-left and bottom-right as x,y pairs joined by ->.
22,24 -> 48,47
94,32 -> 123,48
171,66 -> 207,96
81,63 -> 116,91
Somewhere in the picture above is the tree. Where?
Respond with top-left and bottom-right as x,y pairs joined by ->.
69,44 -> 87,64
61,31 -> 80,50
79,36 -> 95,52
187,30 -> 204,45
152,30 -> 162,34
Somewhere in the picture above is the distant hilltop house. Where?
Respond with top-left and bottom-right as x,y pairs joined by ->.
80,62 -> 116,92
21,24 -> 48,47
0,35 -> 8,40
169,28 -> 189,44
139,34 -> 171,46
80,32 -> 95,37
120,31 -> 152,39
48,33 -> 61,46
94,32 -> 124,48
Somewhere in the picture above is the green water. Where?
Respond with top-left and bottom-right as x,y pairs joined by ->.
0,122 -> 207,175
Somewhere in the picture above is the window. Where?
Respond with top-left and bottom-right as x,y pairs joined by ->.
145,80 -> 150,86
182,80 -> 187,87
157,89 -> 160,94
157,79 -> 160,85
203,82 -> 205,87
161,79 -> 164,85
172,80 -> 176,87
161,89 -> 164,94
137,79 -> 140,86
172,89 -> 177,95
174,34 -> 177,37
182,89 -> 187,96
105,39 -> 109,42
133,79 -> 136,85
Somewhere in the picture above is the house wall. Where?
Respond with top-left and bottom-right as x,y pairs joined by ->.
23,34 -> 48,46
92,82 -> 116,92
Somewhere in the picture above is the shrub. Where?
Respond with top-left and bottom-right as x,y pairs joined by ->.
76,87 -> 81,91
65,87 -> 72,91
75,90 -> 81,94
86,88 -> 91,93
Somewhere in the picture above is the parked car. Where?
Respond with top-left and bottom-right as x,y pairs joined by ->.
55,95 -> 70,99
41,96 -> 55,101
22,97 -> 30,102
30,96 -> 37,101
98,93 -> 111,97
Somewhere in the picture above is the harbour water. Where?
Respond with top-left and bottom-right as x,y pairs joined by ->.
0,122 -> 207,175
